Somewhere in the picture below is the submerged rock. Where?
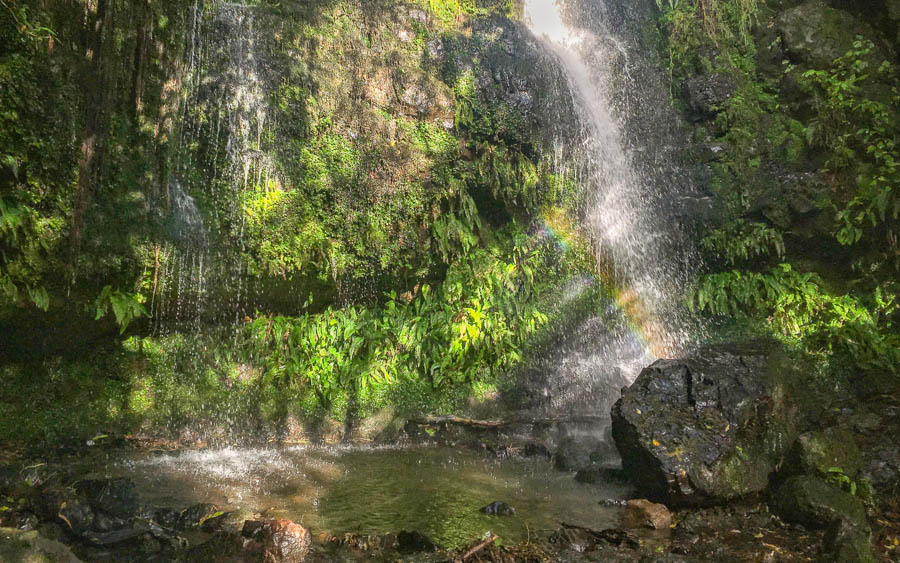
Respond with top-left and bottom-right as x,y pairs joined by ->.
611,340 -> 801,506
622,499 -> 672,530
574,464 -> 629,485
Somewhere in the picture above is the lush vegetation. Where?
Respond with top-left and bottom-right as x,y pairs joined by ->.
0,0 -> 604,443
656,0 -> 899,375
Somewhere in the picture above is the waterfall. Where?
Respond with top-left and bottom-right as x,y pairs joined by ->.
524,0 -> 697,362
152,0 -> 278,338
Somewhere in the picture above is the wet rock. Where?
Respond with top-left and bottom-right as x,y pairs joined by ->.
684,72 -> 736,121
39,485 -> 94,536
789,427 -> 862,480
0,527 -> 83,562
151,506 -> 180,528
622,499 -> 672,530
549,523 -> 639,552
177,503 -> 219,530
553,435 -> 605,472
776,1 -> 882,69
242,519 -> 311,563
611,340 -> 801,506
200,508 -> 255,534
480,501 -> 515,516
91,510 -> 129,533
396,530 -> 439,553
76,478 -> 139,519
824,519 -> 876,563
860,442 -> 900,493
771,476 -> 867,529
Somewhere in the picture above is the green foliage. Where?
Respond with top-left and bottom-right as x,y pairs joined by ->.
701,220 -> 785,266
692,264 -> 899,372
248,226 -> 566,415
656,0 -> 760,83
825,467 -> 875,505
94,285 -> 147,334
795,40 -> 900,247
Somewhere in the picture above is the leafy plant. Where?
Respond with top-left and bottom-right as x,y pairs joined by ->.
692,264 -> 899,372
797,40 -> 900,247
94,286 -> 147,334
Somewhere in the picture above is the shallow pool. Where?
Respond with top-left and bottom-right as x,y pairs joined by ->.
111,445 -> 627,548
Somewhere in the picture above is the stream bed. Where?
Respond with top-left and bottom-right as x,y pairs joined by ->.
107,445 -> 628,549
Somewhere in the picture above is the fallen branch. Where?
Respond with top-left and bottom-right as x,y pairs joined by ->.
461,534 -> 498,561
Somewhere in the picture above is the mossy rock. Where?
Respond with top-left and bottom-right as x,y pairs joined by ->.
777,1 -> 883,69
611,340 -> 802,507
790,427 -> 863,479
824,519 -> 876,563
771,476 -> 867,529
0,527 -> 82,562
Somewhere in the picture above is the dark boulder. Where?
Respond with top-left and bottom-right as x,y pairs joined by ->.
611,340 -> 801,506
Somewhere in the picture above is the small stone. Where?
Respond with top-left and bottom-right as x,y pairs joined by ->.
480,501 -> 515,516
242,519 -> 311,563
623,499 -> 672,530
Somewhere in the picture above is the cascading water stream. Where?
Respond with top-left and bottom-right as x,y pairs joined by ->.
524,0 -> 696,365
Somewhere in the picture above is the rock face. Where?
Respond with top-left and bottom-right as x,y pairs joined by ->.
611,340 -> 801,506
684,73 -> 736,121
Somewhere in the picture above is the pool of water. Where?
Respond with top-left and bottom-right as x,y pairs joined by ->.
109,445 -> 628,548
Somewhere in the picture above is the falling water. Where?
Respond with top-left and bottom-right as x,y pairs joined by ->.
525,0 -> 696,362
152,0 -> 278,340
